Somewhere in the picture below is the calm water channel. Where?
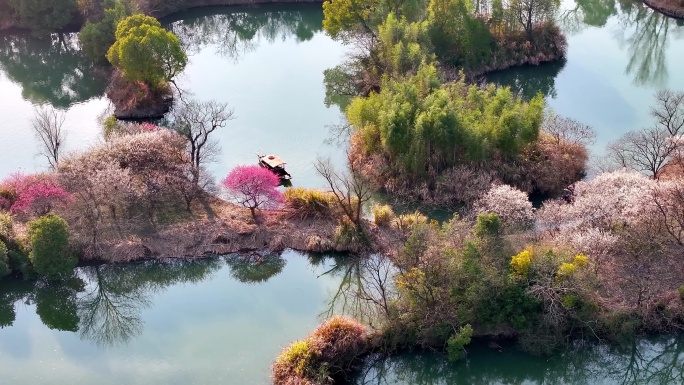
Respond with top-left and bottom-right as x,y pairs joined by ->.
0,1 -> 683,384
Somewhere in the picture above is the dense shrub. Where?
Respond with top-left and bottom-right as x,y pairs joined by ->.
79,0 -> 130,61
372,204 -> 394,227
27,213 -> 76,279
347,64 -> 544,181
284,188 -> 337,219
394,211 -> 429,233
0,212 -> 12,243
0,241 -> 9,278
272,316 -> 368,385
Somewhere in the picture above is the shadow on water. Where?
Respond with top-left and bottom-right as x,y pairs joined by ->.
0,251 -> 304,348
484,58 -> 567,100
224,252 -> 286,284
354,334 -> 684,385
0,255 -> 293,347
486,0 -> 684,97
559,0 -> 684,86
0,32 -> 108,108
0,3 -> 324,109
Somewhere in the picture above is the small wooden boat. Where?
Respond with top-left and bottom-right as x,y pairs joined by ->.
257,152 -> 292,180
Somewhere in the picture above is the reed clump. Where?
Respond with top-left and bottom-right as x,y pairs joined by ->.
272,316 -> 368,385
284,188 -> 337,219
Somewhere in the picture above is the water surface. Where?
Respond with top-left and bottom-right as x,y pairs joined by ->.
0,252 -> 345,384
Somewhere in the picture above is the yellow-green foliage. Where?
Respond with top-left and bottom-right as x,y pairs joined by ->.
347,63 -> 544,179
372,204 -> 395,227
0,212 -> 13,242
446,324 -> 473,362
678,286 -> 684,302
273,339 -> 317,381
394,211 -> 428,232
0,240 -> 9,277
396,267 -> 427,293
556,262 -> 576,279
284,188 -> 337,219
272,316 -> 367,385
334,218 -> 365,246
557,254 -> 589,280
573,253 -> 588,268
510,248 -> 533,277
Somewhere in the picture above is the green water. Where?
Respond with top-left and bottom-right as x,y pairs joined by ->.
1,1 -> 683,384
0,252 -> 348,384
354,336 -> 684,384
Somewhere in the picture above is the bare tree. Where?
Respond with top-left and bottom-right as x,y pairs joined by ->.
315,155 -> 373,228
651,90 -> 684,136
171,99 -> 235,185
542,111 -> 596,146
607,90 -> 684,179
32,106 -> 67,170
607,127 -> 677,179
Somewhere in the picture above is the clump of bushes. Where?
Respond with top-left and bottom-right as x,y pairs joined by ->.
679,286 -> 684,303
27,213 -> 76,279
372,204 -> 394,227
393,211 -> 428,233
284,188 -> 337,219
334,218 -> 368,248
0,240 -> 9,278
272,316 -> 368,385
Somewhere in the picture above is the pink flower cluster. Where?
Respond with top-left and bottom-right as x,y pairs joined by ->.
222,165 -> 283,211
1,173 -> 70,216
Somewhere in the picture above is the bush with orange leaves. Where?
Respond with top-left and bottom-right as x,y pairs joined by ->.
272,316 -> 368,385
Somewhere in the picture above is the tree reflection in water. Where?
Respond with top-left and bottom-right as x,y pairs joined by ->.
354,335 -> 684,385
0,32 -> 108,108
485,57 -> 567,100
35,278 -> 82,332
558,0 -> 684,86
0,258 -> 222,347
614,0 -> 684,86
224,252 -> 286,284
315,253 -> 397,327
164,4 -> 324,61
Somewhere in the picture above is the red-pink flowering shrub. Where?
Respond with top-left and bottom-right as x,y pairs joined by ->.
222,166 -> 283,219
1,173 -> 70,216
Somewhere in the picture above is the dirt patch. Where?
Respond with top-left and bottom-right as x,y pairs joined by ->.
89,197 -> 399,262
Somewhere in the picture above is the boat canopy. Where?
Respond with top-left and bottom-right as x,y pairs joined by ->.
260,154 -> 286,168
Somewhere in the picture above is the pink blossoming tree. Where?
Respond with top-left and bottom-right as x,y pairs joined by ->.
1,173 -> 70,216
222,166 -> 283,219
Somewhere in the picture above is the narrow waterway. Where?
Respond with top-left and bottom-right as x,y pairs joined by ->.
0,1 -> 683,384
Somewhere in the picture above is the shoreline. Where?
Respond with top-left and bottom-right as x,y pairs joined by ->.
75,196 -> 399,263
643,0 -> 684,19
